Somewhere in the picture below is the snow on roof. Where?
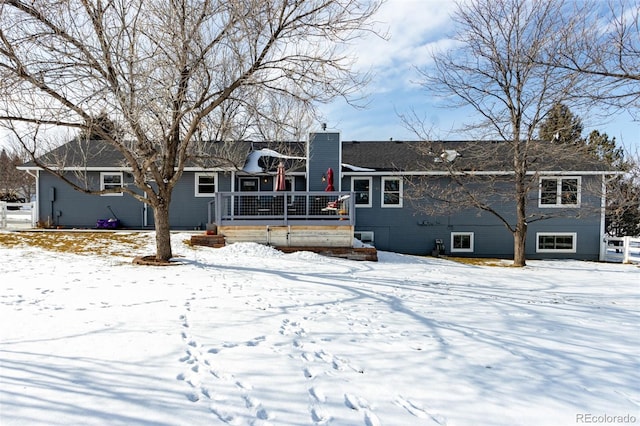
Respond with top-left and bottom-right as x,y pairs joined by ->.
242,148 -> 306,173
342,163 -> 376,172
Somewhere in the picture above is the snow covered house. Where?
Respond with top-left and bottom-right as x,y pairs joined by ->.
19,131 -> 615,260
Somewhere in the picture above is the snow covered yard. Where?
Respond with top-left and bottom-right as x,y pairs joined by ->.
0,232 -> 638,426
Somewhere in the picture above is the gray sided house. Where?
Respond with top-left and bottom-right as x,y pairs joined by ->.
20,132 -> 615,260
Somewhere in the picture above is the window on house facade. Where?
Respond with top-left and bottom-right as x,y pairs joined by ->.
352,177 -> 372,207
354,231 -> 375,245
195,173 -> 217,197
451,232 -> 474,253
536,232 -> 577,253
539,177 -> 580,207
100,172 -> 123,196
381,177 -> 403,208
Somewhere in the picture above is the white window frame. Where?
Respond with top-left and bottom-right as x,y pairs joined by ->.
451,232 -> 474,253
381,176 -> 403,208
538,176 -> 581,208
351,177 -> 372,208
100,172 -> 123,196
195,173 -> 217,197
536,232 -> 577,253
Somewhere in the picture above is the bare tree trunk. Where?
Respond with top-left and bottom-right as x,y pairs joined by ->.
152,196 -> 173,262
514,145 -> 528,267
513,215 -> 528,267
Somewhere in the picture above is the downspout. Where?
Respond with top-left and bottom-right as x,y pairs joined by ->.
599,174 -> 608,261
26,169 -> 39,227
143,191 -> 148,227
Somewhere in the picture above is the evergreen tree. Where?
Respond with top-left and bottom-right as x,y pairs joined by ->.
585,130 -> 627,170
538,103 -> 638,237
537,103 -> 584,143
584,130 -> 639,237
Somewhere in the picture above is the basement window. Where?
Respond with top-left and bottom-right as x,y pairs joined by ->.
451,232 -> 474,253
536,232 -> 577,253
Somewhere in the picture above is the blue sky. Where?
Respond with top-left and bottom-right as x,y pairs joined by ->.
318,0 -> 639,152
1,0 -> 637,153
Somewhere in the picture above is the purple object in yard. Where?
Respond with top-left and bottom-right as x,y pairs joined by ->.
96,218 -> 120,229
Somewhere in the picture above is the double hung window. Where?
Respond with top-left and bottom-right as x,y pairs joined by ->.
195,173 -> 217,197
352,177 -> 372,208
539,177 -> 580,207
100,172 -> 123,196
381,177 -> 403,208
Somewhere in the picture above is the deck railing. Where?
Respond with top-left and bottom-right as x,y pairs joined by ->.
208,191 -> 355,226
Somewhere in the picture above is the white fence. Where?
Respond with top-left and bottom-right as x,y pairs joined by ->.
0,202 -> 37,229
603,236 -> 640,264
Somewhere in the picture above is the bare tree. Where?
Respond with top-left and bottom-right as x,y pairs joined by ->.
0,0 -> 381,261
413,0 -> 605,266
544,0 -> 640,118
0,146 -> 34,202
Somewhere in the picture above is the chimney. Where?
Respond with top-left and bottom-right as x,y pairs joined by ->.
307,129 -> 341,191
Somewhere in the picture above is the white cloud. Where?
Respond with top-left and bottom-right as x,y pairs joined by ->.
342,0 -> 458,98
349,0 -> 456,71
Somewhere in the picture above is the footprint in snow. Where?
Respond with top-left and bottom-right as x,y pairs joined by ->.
364,410 -> 381,426
210,405 -> 241,425
256,406 -> 272,420
395,396 -> 446,425
344,393 -> 369,410
311,407 -> 330,424
309,387 -> 326,403
235,380 -> 253,390
243,394 -> 257,408
343,393 -> 382,425
181,317 -> 189,328
201,387 -> 211,399
315,350 -> 333,363
303,367 -> 320,379
246,335 -> 266,346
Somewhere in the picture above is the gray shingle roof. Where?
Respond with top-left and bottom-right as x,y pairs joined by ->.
21,138 -> 612,173
341,140 -> 613,172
